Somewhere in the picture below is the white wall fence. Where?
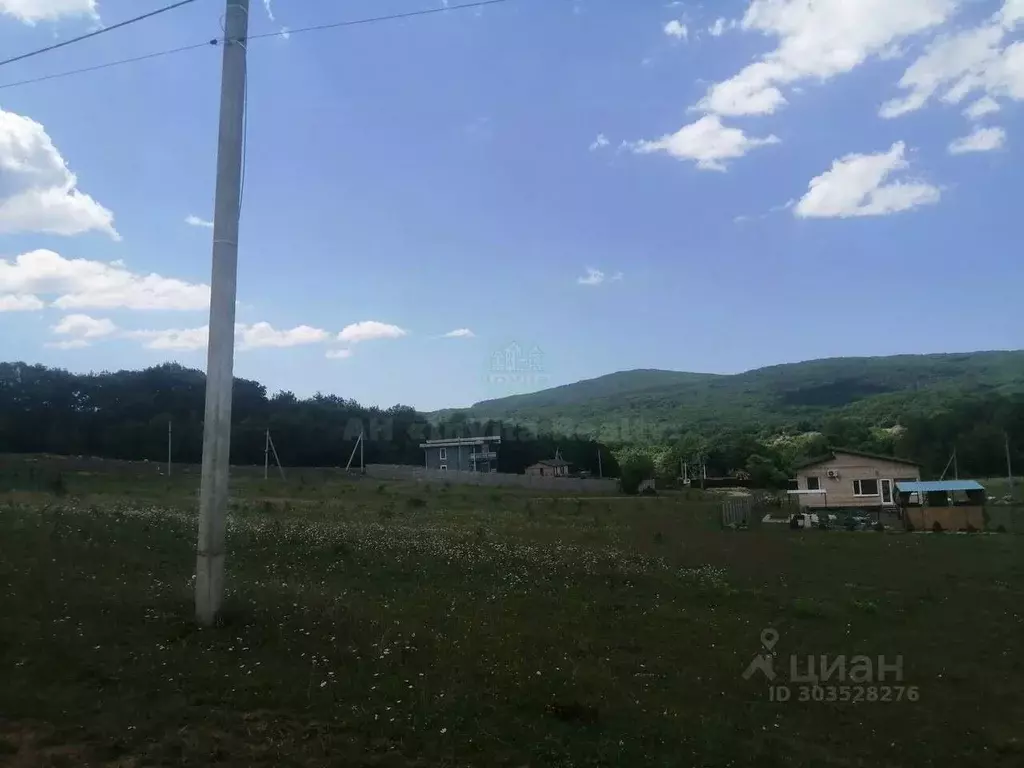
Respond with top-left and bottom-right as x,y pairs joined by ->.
365,464 -> 620,493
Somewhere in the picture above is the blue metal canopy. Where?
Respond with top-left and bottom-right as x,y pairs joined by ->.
895,480 -> 985,493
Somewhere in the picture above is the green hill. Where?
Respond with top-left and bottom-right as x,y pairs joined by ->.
441,351 -> 1024,437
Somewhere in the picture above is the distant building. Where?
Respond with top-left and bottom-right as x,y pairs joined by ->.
790,448 -> 921,510
419,436 -> 500,473
525,451 -> 570,478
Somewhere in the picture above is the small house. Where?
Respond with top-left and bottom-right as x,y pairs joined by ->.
790,448 -> 921,510
419,436 -> 500,472
525,451 -> 570,478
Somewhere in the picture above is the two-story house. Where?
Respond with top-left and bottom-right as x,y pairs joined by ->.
419,436 -> 501,473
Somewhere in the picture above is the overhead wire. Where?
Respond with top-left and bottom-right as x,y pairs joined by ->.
0,41 -> 220,91
0,0 -> 201,69
0,0 -> 517,91
246,0 -> 514,42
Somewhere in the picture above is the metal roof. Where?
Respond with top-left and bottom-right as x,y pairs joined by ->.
419,436 -> 501,447
895,480 -> 985,493
794,448 -> 920,471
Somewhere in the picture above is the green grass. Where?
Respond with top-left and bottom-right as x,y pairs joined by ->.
2,455 -> 1024,766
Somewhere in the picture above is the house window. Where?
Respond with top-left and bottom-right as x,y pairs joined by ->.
439,447 -> 447,460
439,464 -> 447,471
806,476 -> 820,491
853,479 -> 879,496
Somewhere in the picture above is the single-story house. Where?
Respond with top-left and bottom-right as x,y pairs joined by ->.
525,453 -> 570,478
790,448 -> 921,510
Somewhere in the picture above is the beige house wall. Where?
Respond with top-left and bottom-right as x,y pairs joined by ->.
795,453 -> 920,509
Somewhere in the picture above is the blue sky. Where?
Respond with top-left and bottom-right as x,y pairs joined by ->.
0,0 -> 1022,411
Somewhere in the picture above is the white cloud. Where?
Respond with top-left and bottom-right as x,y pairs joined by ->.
0,0 -> 97,23
576,268 -> 623,286
238,322 -> 330,350
127,322 -> 334,352
630,114 -> 780,170
794,142 -> 941,219
948,125 -> 1007,153
120,320 -> 400,354
127,326 -> 209,351
698,0 -> 957,117
262,0 -> 274,21
185,214 -> 213,228
589,133 -> 610,151
963,95 -> 1002,118
880,5 -> 1024,119
325,349 -> 352,359
0,249 -> 210,310
443,328 -> 475,338
0,293 -> 43,311
709,17 -> 736,36
337,320 -> 407,343
664,19 -> 688,40
53,313 -> 117,339
0,107 -> 117,238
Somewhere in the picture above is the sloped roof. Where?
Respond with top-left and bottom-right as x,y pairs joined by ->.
896,480 -> 984,493
532,458 -> 570,467
794,448 -> 920,471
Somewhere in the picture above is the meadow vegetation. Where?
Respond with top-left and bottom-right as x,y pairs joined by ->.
1,455 -> 1023,767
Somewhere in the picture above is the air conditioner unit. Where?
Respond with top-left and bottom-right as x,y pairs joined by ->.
827,469 -> 840,479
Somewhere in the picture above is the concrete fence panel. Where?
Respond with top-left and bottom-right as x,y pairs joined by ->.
365,464 -> 619,494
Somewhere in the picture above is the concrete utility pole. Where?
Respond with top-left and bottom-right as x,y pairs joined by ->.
196,0 -> 250,627
1006,432 -> 1014,495
263,429 -> 270,480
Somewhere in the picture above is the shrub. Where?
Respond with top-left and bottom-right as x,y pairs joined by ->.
619,454 -> 655,495
931,520 -> 944,533
406,496 -> 426,510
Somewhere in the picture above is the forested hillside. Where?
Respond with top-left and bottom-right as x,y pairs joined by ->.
453,351 -> 1024,436
1,357 -> 1022,488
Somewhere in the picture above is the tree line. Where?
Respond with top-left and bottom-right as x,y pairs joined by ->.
0,363 -> 618,477
1,362 -> 1020,488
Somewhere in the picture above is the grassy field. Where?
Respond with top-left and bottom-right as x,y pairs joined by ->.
2,455 -> 1024,767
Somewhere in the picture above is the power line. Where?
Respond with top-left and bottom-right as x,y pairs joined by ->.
0,0 -> 200,70
0,0 -> 517,92
0,41 -> 219,91
247,0 -> 514,42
